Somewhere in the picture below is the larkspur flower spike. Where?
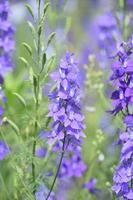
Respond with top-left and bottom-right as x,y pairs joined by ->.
110,39 -> 133,199
48,52 -> 86,146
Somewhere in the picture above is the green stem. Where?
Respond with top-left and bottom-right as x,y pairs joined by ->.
121,0 -> 127,40
37,3 -> 41,66
119,0 -> 127,40
32,78 -> 39,196
45,134 -> 66,200
31,0 -> 41,197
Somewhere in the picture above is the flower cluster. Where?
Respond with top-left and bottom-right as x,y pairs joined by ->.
0,0 -> 14,160
0,140 -> 11,160
110,38 -> 133,115
47,52 -> 87,198
35,185 -> 55,200
94,12 -> 121,69
84,178 -> 97,194
110,39 -> 133,199
97,12 -> 118,56
48,52 -> 86,145
0,0 -> 15,78
60,145 -> 87,178
0,0 -> 14,121
113,118 -> 133,199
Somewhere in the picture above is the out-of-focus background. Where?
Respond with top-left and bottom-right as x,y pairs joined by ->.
0,0 -> 132,199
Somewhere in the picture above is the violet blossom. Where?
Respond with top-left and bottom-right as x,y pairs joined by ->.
0,0 -> 15,78
0,0 -> 15,124
110,38 -> 133,199
36,147 -> 47,158
60,145 -> 87,178
48,52 -> 86,146
35,185 -> 55,200
0,140 -> 11,160
0,0 -> 14,159
84,178 -> 97,194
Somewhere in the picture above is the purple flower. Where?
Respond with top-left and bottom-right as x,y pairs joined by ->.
36,147 -> 47,158
0,106 -> 4,116
0,0 -> 15,126
35,185 -> 55,200
60,145 -> 87,178
0,0 -> 15,79
0,105 -> 4,124
124,115 -> 133,128
0,140 -> 10,160
97,12 -> 121,58
48,52 -> 86,146
110,38 -> 133,199
109,39 -> 133,115
84,178 -> 97,194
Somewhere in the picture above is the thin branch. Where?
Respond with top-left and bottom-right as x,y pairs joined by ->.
45,133 -> 66,200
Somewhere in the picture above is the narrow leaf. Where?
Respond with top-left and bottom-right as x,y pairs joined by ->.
47,32 -> 56,46
25,4 -> 34,19
13,92 -> 26,107
29,67 -> 34,83
42,52 -> 47,67
3,117 -> 20,135
43,2 -> 50,16
45,56 -> 55,73
39,2 -> 50,25
37,0 -> 41,8
33,75 -> 38,88
22,42 -> 32,56
19,57 -> 28,67
38,25 -> 42,36
27,21 -> 36,36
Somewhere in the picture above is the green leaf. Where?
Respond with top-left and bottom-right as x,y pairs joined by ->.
43,2 -> 50,16
47,32 -> 56,47
45,55 -> 55,73
33,75 -> 39,100
40,52 -> 47,74
27,21 -> 36,36
42,52 -> 47,67
13,92 -> 26,107
25,4 -> 34,19
33,75 -> 38,88
19,57 -> 28,67
36,0 -> 41,7
3,117 -> 20,135
22,42 -> 32,56
38,25 -> 42,36
39,3 -> 50,30
29,67 -> 34,83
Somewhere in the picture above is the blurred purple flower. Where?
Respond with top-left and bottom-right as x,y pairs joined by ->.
39,130 -> 47,140
84,178 -> 97,194
0,105 -> 4,125
0,0 -> 15,78
0,140 -> 10,160
0,0 -> 15,126
35,185 -> 55,200
60,145 -> 87,178
97,12 -> 119,56
36,147 -> 47,158
91,12 -> 121,69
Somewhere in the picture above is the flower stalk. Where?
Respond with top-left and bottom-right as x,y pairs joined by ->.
46,132 -> 67,200
32,0 -> 41,196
